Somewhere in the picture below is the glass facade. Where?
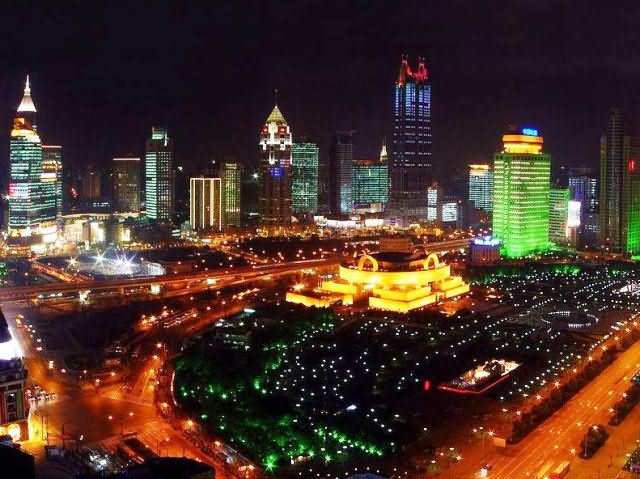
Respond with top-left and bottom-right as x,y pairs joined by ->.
492,130 -> 551,258
145,127 -> 174,221
189,177 -> 222,231
468,164 -> 493,211
113,157 -> 141,213
352,159 -> 388,211
549,187 -> 569,245
329,131 -> 353,214
291,143 -> 319,215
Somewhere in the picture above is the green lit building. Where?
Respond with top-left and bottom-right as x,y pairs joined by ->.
145,127 -> 174,222
549,187 -> 569,245
220,160 -> 242,228
291,142 -> 319,216
492,128 -> 551,258
8,76 -> 58,244
352,143 -> 389,212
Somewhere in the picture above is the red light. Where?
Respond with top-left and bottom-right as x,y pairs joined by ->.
629,160 -> 636,173
423,380 -> 431,392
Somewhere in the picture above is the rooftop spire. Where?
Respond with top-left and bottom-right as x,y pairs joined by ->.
380,137 -> 388,162
17,75 -> 37,113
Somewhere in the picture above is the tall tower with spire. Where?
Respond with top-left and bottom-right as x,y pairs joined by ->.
258,99 -> 292,226
389,55 -> 432,223
9,76 -> 57,243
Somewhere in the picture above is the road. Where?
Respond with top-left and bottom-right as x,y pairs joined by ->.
451,339 -> 640,478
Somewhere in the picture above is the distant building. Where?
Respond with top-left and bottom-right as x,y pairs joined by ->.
427,184 -> 441,222
80,166 -> 101,201
41,145 -> 63,227
190,177 -> 222,231
468,164 -> 493,212
112,157 -> 141,213
568,167 -> 597,214
549,187 -> 570,245
8,76 -> 57,246
492,127 -> 551,258
145,127 -> 175,222
220,160 -> 242,228
0,358 -> 29,442
599,108 -> 640,254
291,142 -> 319,216
329,131 -> 354,214
469,236 -> 501,266
258,104 -> 292,226
389,55 -> 432,222
352,152 -> 388,213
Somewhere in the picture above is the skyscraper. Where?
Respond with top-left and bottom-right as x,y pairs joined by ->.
8,77 -> 57,243
389,55 -> 432,221
329,131 -> 354,214
42,145 -> 63,227
468,164 -> 493,212
426,183 -> 441,222
492,127 -> 551,258
113,157 -> 141,213
352,144 -> 388,212
220,159 -> 242,228
145,127 -> 174,222
599,108 -> 640,253
549,187 -> 570,245
291,142 -> 319,216
190,177 -> 222,231
258,104 -> 292,226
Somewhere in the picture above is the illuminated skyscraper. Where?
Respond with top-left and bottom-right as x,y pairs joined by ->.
389,55 -> 432,221
329,131 -> 354,214
426,183 -> 441,222
190,177 -> 222,231
492,127 -> 551,258
42,145 -> 63,226
220,159 -> 242,228
145,127 -> 174,222
291,142 -> 319,216
599,108 -> 640,253
8,76 -> 57,243
549,187 -> 570,245
258,104 -> 292,226
468,164 -> 493,212
352,149 -> 388,212
113,157 -> 141,213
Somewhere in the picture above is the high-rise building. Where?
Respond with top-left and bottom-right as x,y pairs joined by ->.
145,127 -> 175,222
352,148 -> 388,212
80,166 -> 101,201
599,108 -> 640,254
113,157 -> 141,213
427,183 -> 441,222
42,145 -> 63,226
190,177 -> 222,231
492,127 -> 551,258
8,77 -> 57,244
389,55 -> 432,221
174,164 -> 189,223
291,142 -> 319,216
258,104 -> 292,226
329,131 -> 354,214
549,187 -> 570,245
468,164 -> 493,212
220,159 -> 242,228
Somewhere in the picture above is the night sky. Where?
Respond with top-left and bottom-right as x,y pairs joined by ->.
2,1 -> 640,180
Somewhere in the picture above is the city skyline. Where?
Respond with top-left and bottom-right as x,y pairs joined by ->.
2,3 -> 640,178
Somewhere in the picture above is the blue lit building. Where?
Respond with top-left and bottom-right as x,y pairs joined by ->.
329,131 -> 354,214
291,142 -> 319,216
389,55 -> 432,221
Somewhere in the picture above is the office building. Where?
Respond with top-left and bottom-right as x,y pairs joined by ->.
492,127 -> 551,258
599,109 -> 640,254
329,131 -> 354,214
220,159 -> 242,228
41,145 -> 63,227
568,168 -> 597,214
389,55 -> 432,221
258,104 -> 292,226
549,187 -> 570,245
352,153 -> 388,212
145,127 -> 175,222
80,166 -> 101,201
113,157 -> 141,213
468,164 -> 493,212
291,143 -> 319,216
8,77 -> 57,244
427,183 -> 441,222
189,177 -> 222,231
0,358 -> 29,442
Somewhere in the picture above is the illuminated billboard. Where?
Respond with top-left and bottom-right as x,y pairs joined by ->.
568,200 -> 581,228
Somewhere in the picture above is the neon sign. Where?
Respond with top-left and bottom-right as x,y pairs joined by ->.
521,128 -> 538,136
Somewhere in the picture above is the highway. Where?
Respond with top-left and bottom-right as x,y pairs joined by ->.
450,334 -> 640,478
